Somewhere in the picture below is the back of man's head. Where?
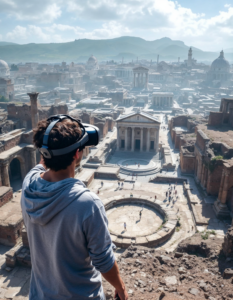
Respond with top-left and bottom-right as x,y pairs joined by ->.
33,118 -> 82,171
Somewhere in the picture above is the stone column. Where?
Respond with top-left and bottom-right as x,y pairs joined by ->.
0,165 -> 2,186
2,161 -> 10,187
146,73 -> 148,89
197,158 -> 202,182
125,127 -> 128,151
147,129 -> 150,151
133,73 -> 135,87
155,129 -> 159,151
28,92 -> 39,129
219,170 -> 230,205
140,128 -> 143,152
117,126 -> 120,150
200,164 -> 205,187
131,127 -> 135,151
214,168 -> 231,217
30,149 -> 37,168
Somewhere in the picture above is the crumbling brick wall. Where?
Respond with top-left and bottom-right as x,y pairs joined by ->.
196,130 -> 209,153
180,146 -> 195,174
0,187 -> 13,208
0,221 -> 24,246
208,112 -> 223,126
206,164 -> 224,196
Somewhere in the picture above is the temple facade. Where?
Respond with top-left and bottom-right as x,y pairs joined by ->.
116,111 -> 160,152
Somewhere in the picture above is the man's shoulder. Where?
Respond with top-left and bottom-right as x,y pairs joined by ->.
70,185 -> 103,209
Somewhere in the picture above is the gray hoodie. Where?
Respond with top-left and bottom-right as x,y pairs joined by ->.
21,165 -> 115,300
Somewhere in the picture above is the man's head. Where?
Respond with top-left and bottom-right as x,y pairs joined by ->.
33,118 -> 83,172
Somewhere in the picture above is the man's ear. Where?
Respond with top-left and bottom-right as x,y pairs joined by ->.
74,149 -> 80,159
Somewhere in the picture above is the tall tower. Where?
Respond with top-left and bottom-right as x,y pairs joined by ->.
187,47 -> 192,67
28,92 -> 39,129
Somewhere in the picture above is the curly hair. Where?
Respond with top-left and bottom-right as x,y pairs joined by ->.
33,118 -> 82,171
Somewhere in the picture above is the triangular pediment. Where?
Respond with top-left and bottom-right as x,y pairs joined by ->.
116,112 -> 160,124
133,66 -> 149,71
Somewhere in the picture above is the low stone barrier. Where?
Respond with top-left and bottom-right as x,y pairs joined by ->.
150,176 -> 187,184
103,195 -> 177,248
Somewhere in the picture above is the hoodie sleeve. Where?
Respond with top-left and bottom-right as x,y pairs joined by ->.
82,201 -> 115,274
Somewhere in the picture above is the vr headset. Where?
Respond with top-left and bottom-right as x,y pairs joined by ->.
39,114 -> 100,159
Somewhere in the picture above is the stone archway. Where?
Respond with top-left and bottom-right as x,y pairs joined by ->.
9,155 -> 26,191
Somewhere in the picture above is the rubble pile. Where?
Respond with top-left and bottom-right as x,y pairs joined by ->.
103,233 -> 233,300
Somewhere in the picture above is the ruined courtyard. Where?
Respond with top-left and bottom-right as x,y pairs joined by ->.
0,47 -> 232,299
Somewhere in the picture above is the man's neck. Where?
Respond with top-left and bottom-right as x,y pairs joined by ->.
41,164 -> 75,182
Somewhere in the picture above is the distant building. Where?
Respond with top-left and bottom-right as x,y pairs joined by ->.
77,96 -> 112,109
116,110 -> 160,152
86,55 -> 99,70
207,50 -> 231,83
0,78 -> 14,100
133,66 -> 149,90
0,60 -> 10,78
184,48 -> 197,68
152,92 -> 173,107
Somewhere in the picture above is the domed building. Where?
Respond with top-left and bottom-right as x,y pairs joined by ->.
207,50 -> 231,82
86,55 -> 99,70
0,60 -> 10,78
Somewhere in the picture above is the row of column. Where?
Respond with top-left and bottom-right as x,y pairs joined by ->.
117,127 -> 158,152
153,97 -> 173,107
133,72 -> 148,88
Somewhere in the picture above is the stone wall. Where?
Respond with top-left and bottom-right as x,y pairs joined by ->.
196,130 -> 209,153
180,146 -> 195,174
0,220 -> 23,246
206,164 -> 224,196
7,103 -> 68,130
208,112 -> 223,126
0,186 -> 13,208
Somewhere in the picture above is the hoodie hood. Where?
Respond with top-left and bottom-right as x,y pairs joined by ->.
22,165 -> 88,226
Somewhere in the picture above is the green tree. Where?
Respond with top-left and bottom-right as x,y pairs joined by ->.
10,64 -> 18,71
0,95 -> 9,102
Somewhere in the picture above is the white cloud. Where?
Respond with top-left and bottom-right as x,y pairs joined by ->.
66,0 -> 233,49
80,21 -> 131,39
0,0 -> 61,23
6,25 -> 28,40
6,25 -> 61,42
45,24 -> 84,35
2,0 -> 233,49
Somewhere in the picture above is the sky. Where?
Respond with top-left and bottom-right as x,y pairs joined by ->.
0,0 -> 233,51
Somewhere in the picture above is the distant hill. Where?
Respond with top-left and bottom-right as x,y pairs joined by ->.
0,36 -> 232,63
0,41 -> 18,46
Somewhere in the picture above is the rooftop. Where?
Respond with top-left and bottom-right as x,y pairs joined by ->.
198,124 -> 233,148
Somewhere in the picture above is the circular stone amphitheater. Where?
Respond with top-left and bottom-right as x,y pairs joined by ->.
103,194 -> 177,248
118,158 -> 160,176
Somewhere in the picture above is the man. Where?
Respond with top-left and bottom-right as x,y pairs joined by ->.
21,117 -> 128,300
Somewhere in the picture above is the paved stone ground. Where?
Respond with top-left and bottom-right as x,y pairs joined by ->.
0,245 -> 30,300
107,203 -> 163,237
90,179 -> 195,255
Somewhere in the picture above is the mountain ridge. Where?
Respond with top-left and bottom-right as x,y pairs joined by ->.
0,36 -> 232,63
